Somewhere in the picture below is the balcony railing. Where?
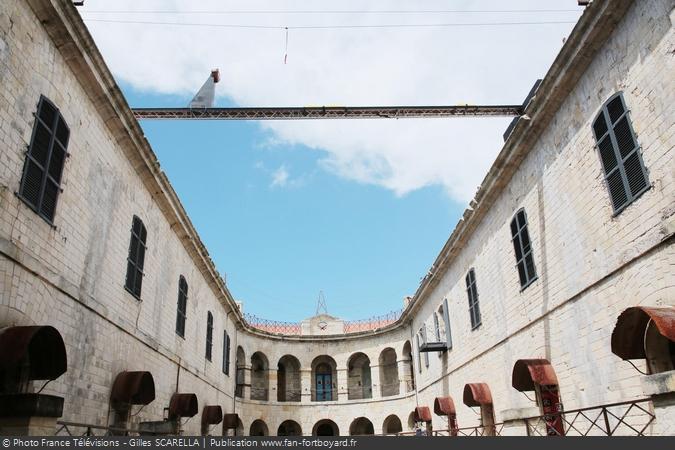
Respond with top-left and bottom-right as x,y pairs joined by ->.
243,309 -> 403,336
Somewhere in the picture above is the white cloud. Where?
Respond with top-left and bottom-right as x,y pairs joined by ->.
270,165 -> 290,188
80,0 -> 582,202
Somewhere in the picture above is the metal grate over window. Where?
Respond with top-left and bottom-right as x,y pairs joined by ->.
592,93 -> 649,214
206,311 -> 214,361
176,276 -> 188,337
124,216 -> 147,299
223,331 -> 231,375
510,209 -> 537,290
466,268 -> 481,329
19,96 -> 69,223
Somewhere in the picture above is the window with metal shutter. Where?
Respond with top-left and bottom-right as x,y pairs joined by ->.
442,298 -> 452,350
510,209 -> 537,290
124,216 -> 147,299
421,328 -> 429,367
466,269 -> 482,329
19,96 -> 69,223
223,331 -> 231,375
206,311 -> 214,361
416,334 -> 422,373
176,276 -> 188,337
592,93 -> 649,214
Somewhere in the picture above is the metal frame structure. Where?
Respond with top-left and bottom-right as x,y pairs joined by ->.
132,105 -> 524,120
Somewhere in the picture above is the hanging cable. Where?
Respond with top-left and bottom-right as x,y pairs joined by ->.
284,27 -> 289,64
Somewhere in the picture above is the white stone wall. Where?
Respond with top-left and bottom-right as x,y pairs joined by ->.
0,0 -> 237,435
0,0 -> 673,437
407,0 -> 675,433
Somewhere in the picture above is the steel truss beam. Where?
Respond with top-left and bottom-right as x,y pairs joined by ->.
132,105 -> 524,120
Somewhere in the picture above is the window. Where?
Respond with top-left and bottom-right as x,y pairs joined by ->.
592,93 -> 649,214
18,96 -> 69,223
205,311 -> 213,361
466,269 -> 481,329
510,209 -> 537,289
124,216 -> 147,299
175,276 -> 188,337
223,331 -> 231,375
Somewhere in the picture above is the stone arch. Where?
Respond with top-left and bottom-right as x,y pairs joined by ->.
378,347 -> 399,397
382,415 -> 402,434
347,352 -> 372,400
249,419 -> 268,436
312,419 -> 339,436
235,346 -> 246,398
401,341 -> 415,392
250,352 -> 269,401
349,417 -> 374,435
277,420 -> 302,436
406,411 -> 416,431
311,355 -> 337,401
277,355 -> 301,402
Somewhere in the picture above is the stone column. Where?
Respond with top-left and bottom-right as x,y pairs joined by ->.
641,371 -> 675,436
268,369 -> 277,402
0,394 -> 64,436
336,368 -> 348,401
499,407 -> 539,436
241,365 -> 251,400
300,369 -> 313,403
370,364 -> 381,399
398,359 -> 412,394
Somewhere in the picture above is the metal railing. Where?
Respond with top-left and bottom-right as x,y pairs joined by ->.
55,420 -> 139,436
243,313 -> 302,335
523,398 -> 655,436
344,309 -> 402,333
243,309 -> 403,336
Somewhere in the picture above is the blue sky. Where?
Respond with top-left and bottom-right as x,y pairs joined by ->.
84,1 -> 582,321
126,84 -> 463,321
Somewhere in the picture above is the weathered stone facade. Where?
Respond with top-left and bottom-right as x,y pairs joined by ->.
0,0 -> 673,437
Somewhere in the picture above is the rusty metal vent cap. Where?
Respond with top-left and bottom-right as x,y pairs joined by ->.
111,371 -> 156,405
512,359 -> 559,392
611,306 -> 675,360
433,396 -> 456,416
463,383 -> 493,407
169,393 -> 198,418
201,405 -> 223,425
413,406 -> 432,423
0,326 -> 67,380
222,413 -> 239,429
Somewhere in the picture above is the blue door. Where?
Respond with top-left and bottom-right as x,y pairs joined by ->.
316,373 -> 332,401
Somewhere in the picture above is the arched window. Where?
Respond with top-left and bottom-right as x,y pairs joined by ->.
124,216 -> 147,299
175,276 -> 188,337
205,311 -> 213,361
466,268 -> 481,329
592,93 -> 649,214
19,96 -> 69,223
510,208 -> 537,289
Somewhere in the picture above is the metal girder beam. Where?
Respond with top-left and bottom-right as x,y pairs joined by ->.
131,105 -> 524,120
